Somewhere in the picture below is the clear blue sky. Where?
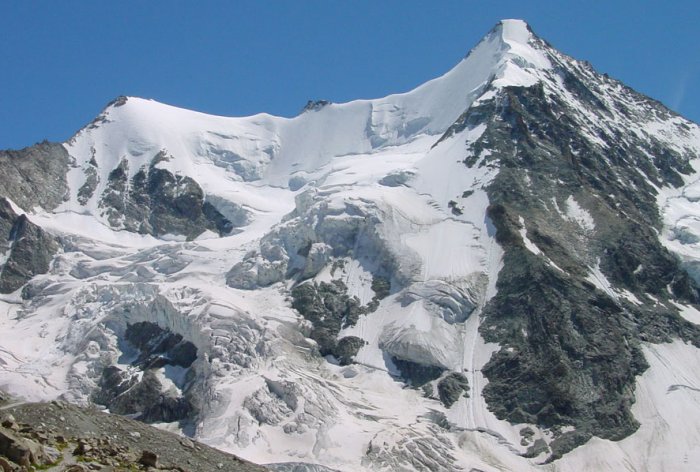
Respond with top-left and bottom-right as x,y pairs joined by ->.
1,1 -> 698,150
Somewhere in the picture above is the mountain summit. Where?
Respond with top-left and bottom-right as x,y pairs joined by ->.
1,20 -> 700,472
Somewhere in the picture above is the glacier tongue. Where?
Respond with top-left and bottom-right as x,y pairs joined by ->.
2,19 -> 700,472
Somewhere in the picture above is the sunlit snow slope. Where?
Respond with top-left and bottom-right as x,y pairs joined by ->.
2,19 -> 700,472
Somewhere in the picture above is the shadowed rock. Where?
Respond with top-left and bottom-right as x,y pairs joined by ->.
0,141 -> 70,211
0,198 -> 58,293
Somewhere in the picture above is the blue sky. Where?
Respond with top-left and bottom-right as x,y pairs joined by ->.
1,1 -> 698,149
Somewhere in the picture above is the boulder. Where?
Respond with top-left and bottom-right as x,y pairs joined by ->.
139,450 -> 159,468
0,456 -> 17,472
0,426 -> 51,467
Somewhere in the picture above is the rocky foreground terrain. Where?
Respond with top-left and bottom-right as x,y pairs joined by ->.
0,391 -> 267,472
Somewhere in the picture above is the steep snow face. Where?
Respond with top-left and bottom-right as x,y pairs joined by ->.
2,18 -> 700,472
61,98 -> 283,235
63,19 -> 551,201
49,19 -> 557,242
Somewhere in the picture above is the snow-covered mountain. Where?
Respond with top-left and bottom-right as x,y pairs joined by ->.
2,19 -> 700,471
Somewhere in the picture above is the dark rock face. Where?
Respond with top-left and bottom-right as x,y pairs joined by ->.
0,141 -> 66,292
0,198 -> 58,293
334,336 -> 366,366
370,275 -> 391,300
453,59 -> 700,457
391,358 -> 444,387
124,321 -> 198,369
77,156 -> 99,205
98,152 -> 235,240
92,321 -> 197,424
0,141 -> 70,211
289,265 -> 393,363
291,280 -> 367,357
437,372 -> 469,408
302,100 -> 332,113
95,367 -> 194,424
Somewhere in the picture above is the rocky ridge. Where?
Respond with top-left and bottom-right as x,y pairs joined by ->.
0,198 -> 58,293
0,393 -> 266,471
460,42 -> 700,457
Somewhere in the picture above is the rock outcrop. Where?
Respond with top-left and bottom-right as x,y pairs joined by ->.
0,141 -> 70,211
92,321 -> 198,424
467,69 -> 700,456
0,198 -> 58,293
0,396 -> 266,471
98,152 -> 235,239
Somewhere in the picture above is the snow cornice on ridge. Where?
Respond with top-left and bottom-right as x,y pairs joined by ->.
68,20 -> 552,163
497,19 -> 533,45
89,20 -> 547,129
491,19 -> 550,70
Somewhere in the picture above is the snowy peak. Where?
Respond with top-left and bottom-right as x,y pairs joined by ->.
43,19 -> 700,238
388,19 -> 550,124
62,20 -> 554,196
478,19 -> 551,88
70,19 -> 550,179
498,19 -> 532,44
499,19 -> 550,67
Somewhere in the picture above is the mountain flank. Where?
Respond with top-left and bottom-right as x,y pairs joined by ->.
0,391 -> 267,471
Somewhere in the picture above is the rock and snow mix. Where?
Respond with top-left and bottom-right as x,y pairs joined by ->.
1,19 -> 700,472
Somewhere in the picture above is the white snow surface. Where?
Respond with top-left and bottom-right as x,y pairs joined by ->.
565,196 -> 595,232
658,155 -> 700,288
1,18 -> 700,472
